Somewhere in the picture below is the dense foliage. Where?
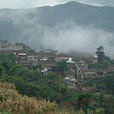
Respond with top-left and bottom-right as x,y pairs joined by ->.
0,55 -> 77,104
0,82 -> 57,114
0,54 -> 114,114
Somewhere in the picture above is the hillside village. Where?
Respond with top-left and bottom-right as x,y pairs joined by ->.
0,40 -> 114,91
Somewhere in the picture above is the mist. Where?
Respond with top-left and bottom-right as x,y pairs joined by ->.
0,7 -> 114,57
15,17 -> 114,57
42,21 -> 114,57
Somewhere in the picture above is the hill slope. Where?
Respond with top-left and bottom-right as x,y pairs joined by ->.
0,1 -> 114,54
0,82 -> 57,113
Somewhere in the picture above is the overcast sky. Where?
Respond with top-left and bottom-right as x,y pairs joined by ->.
0,0 -> 114,9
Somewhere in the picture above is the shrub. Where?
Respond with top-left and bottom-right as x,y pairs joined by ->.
0,82 -> 57,114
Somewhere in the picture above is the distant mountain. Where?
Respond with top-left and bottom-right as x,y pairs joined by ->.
0,1 -> 114,53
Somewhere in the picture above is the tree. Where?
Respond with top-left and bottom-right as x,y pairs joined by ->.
104,95 -> 114,114
0,66 -> 4,78
96,46 -> 105,64
56,60 -> 67,73
76,93 -> 95,114
0,55 -> 15,73
8,65 -> 29,77
96,46 -> 112,72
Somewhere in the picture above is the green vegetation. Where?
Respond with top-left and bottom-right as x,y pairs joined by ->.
0,48 -> 114,114
0,55 -> 77,104
96,46 -> 114,68
0,82 -> 57,114
56,60 -> 67,73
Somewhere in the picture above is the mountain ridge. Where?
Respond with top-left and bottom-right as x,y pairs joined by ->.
0,1 -> 114,54
1,1 -> 114,10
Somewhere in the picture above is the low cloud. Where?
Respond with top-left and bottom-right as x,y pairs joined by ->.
0,9 -> 114,57
14,17 -> 114,57
41,21 -> 114,57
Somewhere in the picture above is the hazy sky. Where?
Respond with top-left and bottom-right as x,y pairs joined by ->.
0,0 -> 114,9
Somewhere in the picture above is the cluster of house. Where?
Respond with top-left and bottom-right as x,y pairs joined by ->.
0,40 -> 23,51
0,40 -> 114,90
11,49 -> 100,89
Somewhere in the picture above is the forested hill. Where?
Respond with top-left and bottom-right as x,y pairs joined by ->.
0,1 -> 114,49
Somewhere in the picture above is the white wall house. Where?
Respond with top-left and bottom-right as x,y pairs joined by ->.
66,58 -> 75,64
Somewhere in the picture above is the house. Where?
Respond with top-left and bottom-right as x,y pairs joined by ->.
106,65 -> 114,73
41,68 -> 48,75
38,49 -> 57,61
0,40 -> 8,49
27,55 -> 38,62
55,54 -> 71,62
66,57 -> 75,64
64,76 -> 76,89
13,51 -> 39,66
0,40 -> 23,51
84,71 -> 97,80
40,58 -> 48,62
13,51 -> 27,64
65,63 -> 76,77
8,45 -> 23,51
84,57 -> 97,64
0,50 -> 12,55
